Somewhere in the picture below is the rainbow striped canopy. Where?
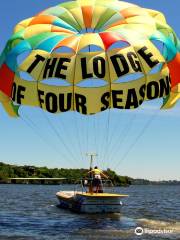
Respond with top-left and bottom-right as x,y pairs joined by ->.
0,0 -> 180,116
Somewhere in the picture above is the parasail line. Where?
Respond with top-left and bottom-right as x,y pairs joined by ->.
93,114 -> 99,166
102,108 -> 111,169
104,110 -> 126,165
56,113 -> 83,166
112,109 -> 159,171
73,111 -> 84,164
20,114 -> 76,168
40,110 -> 79,166
106,110 -> 138,168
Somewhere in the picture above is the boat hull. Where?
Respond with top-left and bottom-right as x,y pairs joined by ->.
56,191 -> 128,213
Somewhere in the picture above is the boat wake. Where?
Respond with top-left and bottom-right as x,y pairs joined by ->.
136,218 -> 180,238
71,216 -> 180,240
137,218 -> 180,230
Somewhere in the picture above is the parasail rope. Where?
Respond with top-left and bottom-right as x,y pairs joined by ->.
101,108 -> 111,169
111,109 -> 159,171
106,110 -> 138,169
55,112 -> 83,164
93,113 -> 99,166
40,110 -> 80,166
20,114 -> 76,168
104,110 -> 127,165
73,111 -> 84,164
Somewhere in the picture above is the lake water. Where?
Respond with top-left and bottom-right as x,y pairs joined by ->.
0,184 -> 179,240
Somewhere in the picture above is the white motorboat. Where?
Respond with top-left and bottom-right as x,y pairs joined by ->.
56,179 -> 128,213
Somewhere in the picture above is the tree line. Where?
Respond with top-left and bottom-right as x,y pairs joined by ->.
0,162 -> 131,186
1,162 -> 179,185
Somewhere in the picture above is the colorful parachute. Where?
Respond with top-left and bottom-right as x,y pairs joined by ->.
0,0 -> 180,117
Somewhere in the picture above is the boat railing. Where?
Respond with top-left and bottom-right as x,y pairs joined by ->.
73,178 -> 115,194
73,179 -> 86,194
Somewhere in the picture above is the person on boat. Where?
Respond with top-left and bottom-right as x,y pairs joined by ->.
88,166 -> 109,193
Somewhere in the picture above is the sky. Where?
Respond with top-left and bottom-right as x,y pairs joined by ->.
0,0 -> 180,181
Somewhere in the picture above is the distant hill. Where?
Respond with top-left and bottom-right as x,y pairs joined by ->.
0,162 -> 179,185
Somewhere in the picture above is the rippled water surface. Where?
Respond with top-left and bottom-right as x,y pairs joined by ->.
0,184 -> 179,240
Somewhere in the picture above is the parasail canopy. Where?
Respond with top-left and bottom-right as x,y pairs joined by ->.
0,0 -> 180,117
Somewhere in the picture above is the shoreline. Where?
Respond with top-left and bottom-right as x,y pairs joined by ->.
0,162 -> 179,186
0,180 -> 179,186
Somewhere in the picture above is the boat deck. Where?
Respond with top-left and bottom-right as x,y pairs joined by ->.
77,192 -> 128,198
56,191 -> 128,199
